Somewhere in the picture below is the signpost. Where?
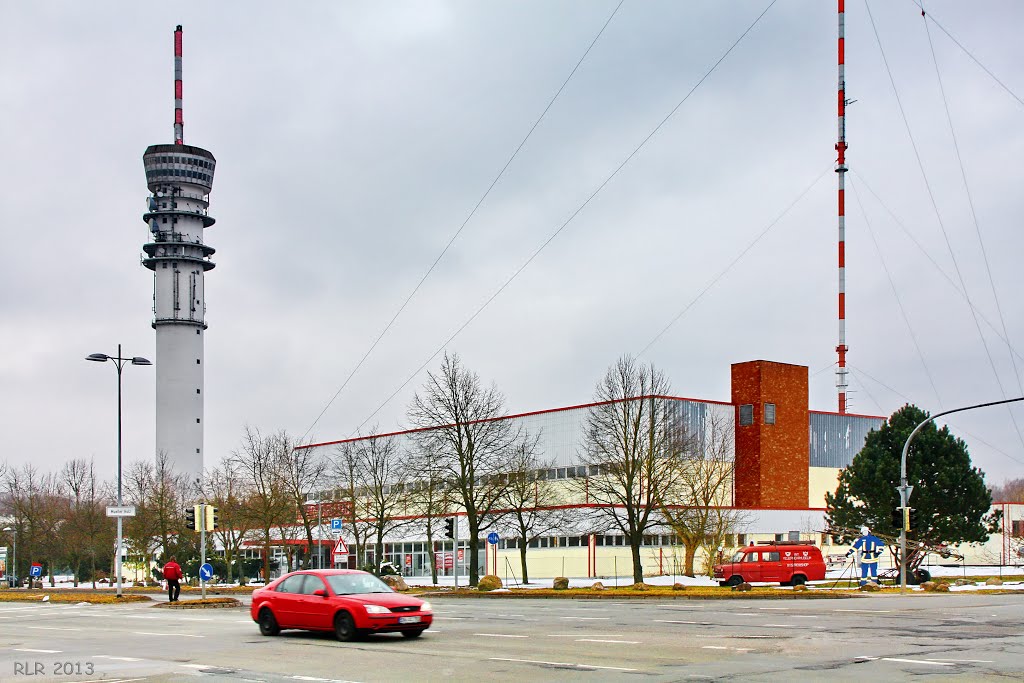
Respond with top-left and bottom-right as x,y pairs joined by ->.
330,518 -> 343,533
332,538 -> 349,566
105,506 -> 136,517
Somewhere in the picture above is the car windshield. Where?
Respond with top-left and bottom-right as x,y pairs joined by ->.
730,551 -> 746,563
325,573 -> 394,595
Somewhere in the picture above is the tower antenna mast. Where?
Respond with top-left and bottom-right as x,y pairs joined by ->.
835,0 -> 849,413
174,24 -> 184,144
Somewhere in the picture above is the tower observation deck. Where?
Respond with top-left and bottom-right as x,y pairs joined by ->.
141,27 -> 216,486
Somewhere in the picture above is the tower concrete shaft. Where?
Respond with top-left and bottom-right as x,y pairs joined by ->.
141,25 -> 216,485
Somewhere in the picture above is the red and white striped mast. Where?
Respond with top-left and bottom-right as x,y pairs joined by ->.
835,0 -> 849,413
174,24 -> 184,144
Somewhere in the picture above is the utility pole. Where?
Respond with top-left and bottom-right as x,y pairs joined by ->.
899,397 -> 1024,592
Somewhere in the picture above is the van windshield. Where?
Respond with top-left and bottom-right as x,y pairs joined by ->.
731,551 -> 746,563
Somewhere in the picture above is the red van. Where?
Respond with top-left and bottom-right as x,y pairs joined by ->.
714,542 -> 827,586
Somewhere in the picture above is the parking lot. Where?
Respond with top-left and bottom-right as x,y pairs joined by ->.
1,593 -> 1022,682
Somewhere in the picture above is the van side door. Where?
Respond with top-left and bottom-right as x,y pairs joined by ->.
760,550 -> 782,583
741,551 -> 762,582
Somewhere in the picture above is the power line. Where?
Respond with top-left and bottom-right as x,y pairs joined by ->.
907,0 -> 1024,109
919,1 -> 1024,448
636,165 -> 830,358
849,364 -> 1024,467
298,0 -> 627,442
852,170 -> 1024,368
849,177 -> 942,407
350,0 -> 780,435
866,0 -> 1014,437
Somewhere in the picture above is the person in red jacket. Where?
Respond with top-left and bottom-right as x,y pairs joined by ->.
163,557 -> 183,602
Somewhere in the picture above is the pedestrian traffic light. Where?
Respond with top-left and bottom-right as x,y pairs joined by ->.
185,505 -> 198,532
444,517 -> 455,539
205,505 -> 219,531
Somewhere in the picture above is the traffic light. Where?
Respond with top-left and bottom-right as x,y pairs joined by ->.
891,508 -> 903,531
205,506 -> 219,531
444,518 -> 455,539
908,508 -> 919,532
185,504 -> 201,532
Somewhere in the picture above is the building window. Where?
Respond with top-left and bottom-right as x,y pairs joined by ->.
765,403 -> 776,424
739,404 -> 754,426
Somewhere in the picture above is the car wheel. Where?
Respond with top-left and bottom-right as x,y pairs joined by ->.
911,569 -> 931,585
258,608 -> 279,636
791,574 -> 807,586
725,575 -> 743,587
334,612 -> 357,642
402,629 -> 425,639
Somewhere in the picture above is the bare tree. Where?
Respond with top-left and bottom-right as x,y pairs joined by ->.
60,458 -> 114,587
232,426 -> 293,582
499,439 -> 573,584
334,441 -> 373,569
571,356 -> 680,585
992,477 -> 1024,503
2,465 -> 65,588
658,410 -> 745,576
278,437 -> 328,569
202,461 -> 255,583
405,443 -> 454,585
347,430 -> 414,574
407,353 -> 521,585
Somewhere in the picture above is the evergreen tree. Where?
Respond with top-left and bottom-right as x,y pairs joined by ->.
826,404 -> 1000,568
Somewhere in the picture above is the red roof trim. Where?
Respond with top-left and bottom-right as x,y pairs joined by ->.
808,409 -> 886,420
298,394 -> 733,450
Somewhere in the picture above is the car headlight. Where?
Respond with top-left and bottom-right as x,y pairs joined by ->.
363,604 -> 390,614
419,601 -> 432,613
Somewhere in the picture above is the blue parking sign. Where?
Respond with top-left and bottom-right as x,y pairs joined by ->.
29,564 -> 42,577
330,518 -> 343,531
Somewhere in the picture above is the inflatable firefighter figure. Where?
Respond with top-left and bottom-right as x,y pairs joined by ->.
847,526 -> 884,585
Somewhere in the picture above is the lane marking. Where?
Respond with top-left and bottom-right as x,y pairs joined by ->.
28,626 -> 82,631
559,616 -> 610,620
703,646 -> 729,650
792,615 -> 819,619
856,656 -> 954,667
763,624 -> 794,628
14,648 -> 62,653
576,639 -> 640,644
836,609 -> 891,613
758,607 -> 790,610
94,655 -> 144,662
133,631 -> 204,637
474,633 -> 529,638
548,634 -> 624,638
655,619 -> 698,624
924,658 -> 994,663
489,657 -> 636,672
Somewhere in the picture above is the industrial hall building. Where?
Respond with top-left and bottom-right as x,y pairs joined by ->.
287,359 -> 916,580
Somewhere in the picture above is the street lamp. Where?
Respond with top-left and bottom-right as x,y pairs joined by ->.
2,527 -> 15,588
898,396 -> 1024,593
86,344 -> 152,598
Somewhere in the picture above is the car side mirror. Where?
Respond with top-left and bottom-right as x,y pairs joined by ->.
313,589 -> 327,598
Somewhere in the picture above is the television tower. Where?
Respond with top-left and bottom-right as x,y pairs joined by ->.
835,0 -> 849,413
141,25 -> 216,485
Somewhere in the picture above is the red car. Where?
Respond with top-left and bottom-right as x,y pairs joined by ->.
250,569 -> 433,641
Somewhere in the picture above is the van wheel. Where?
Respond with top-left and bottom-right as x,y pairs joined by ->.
791,575 -> 807,586
725,575 -> 743,587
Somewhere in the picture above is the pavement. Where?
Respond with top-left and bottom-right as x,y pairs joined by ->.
0,592 -> 1021,681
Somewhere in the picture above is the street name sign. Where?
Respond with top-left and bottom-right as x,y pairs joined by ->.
106,506 -> 137,517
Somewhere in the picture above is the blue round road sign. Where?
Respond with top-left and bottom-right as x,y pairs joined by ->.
487,532 -> 500,544
199,563 -> 214,581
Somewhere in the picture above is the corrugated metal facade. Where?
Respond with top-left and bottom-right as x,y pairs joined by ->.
808,412 -> 884,468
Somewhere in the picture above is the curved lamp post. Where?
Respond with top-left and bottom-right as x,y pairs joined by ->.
2,527 -> 15,588
86,344 -> 152,598
899,396 -> 1024,592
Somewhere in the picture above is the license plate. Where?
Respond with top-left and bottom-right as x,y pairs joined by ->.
398,616 -> 421,624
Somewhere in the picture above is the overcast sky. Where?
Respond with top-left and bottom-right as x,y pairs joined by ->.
2,1 -> 1022,490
